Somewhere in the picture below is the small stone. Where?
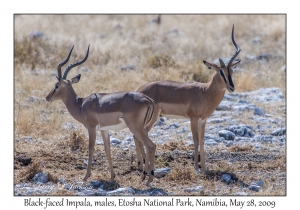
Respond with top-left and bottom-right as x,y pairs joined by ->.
249,185 -> 260,192
254,107 -> 265,116
205,139 -> 218,146
83,189 -> 95,196
58,178 -> 66,184
154,168 -> 172,178
121,65 -> 136,71
219,130 -> 235,140
106,187 -> 135,196
184,186 -> 203,193
90,180 -> 102,188
63,183 -> 71,190
221,174 -> 233,184
110,138 -> 121,144
155,118 -> 165,126
186,133 -> 193,139
96,189 -> 107,196
32,172 -> 48,184
96,139 -> 104,145
257,179 -> 264,187
270,128 -> 286,136
18,157 -> 31,166
27,96 -> 44,103
234,192 -> 248,196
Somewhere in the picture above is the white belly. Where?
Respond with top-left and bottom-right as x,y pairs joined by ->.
97,118 -> 127,131
162,114 -> 188,119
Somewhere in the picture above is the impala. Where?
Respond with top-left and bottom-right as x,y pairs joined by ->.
46,45 -> 156,186
135,25 -> 241,173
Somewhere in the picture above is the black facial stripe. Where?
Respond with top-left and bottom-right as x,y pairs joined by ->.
220,70 -> 227,84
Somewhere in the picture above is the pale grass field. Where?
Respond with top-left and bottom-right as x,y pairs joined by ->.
14,15 -> 286,195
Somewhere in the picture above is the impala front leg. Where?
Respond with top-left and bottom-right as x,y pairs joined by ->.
198,119 -> 207,172
101,130 -> 115,181
83,126 -> 96,181
190,117 -> 200,173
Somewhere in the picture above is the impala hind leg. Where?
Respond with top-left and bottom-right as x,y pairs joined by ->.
128,126 -> 156,186
190,117 -> 201,173
83,126 -> 96,181
133,135 -> 145,171
101,130 -> 115,181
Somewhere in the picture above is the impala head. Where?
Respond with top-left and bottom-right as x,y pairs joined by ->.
203,24 -> 241,93
46,45 -> 90,102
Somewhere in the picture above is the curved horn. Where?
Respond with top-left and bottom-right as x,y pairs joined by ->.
62,45 -> 90,80
227,24 -> 241,68
57,45 -> 74,78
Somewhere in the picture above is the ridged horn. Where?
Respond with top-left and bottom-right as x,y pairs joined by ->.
57,45 -> 74,78
62,44 -> 90,79
227,24 -> 241,68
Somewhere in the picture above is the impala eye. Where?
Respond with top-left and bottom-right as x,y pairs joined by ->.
55,85 -> 58,89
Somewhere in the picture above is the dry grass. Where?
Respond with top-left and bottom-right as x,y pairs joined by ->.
14,15 -> 286,196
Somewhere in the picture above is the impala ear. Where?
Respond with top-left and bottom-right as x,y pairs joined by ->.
229,59 -> 241,68
70,74 -> 81,84
203,60 -> 219,71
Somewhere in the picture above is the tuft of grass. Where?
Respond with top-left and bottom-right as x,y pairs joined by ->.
147,55 -> 177,69
18,160 -> 42,182
66,131 -> 88,152
167,165 -> 195,181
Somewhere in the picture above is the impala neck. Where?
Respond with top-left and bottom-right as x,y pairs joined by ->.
206,72 -> 226,104
60,86 -> 83,123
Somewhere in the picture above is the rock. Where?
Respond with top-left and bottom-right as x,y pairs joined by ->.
83,159 -> 95,165
254,107 -> 265,116
219,130 -> 235,140
154,168 -> 172,178
121,65 -> 136,71
110,137 -> 121,144
27,96 -> 44,103
252,37 -> 261,44
280,65 -> 286,71
125,136 -> 133,142
82,189 -> 95,196
164,123 -> 180,130
185,140 -> 194,147
164,29 -> 179,36
96,189 -> 107,196
96,139 -> 104,145
186,132 -> 193,139
58,178 -> 66,184
63,122 -> 78,130
106,187 -> 135,196
221,174 -> 233,184
155,118 -> 165,126
253,135 -> 274,143
32,172 -> 48,184
216,101 -> 232,111
205,139 -> 218,146
81,67 -> 89,72
177,127 -> 188,134
63,183 -> 71,190
18,156 -> 31,166
29,31 -> 45,39
207,118 -> 225,123
270,128 -> 286,136
184,186 -> 203,193
234,192 -> 248,196
90,180 -> 102,188
257,179 -> 264,187
249,185 -> 260,192
25,136 -> 32,142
